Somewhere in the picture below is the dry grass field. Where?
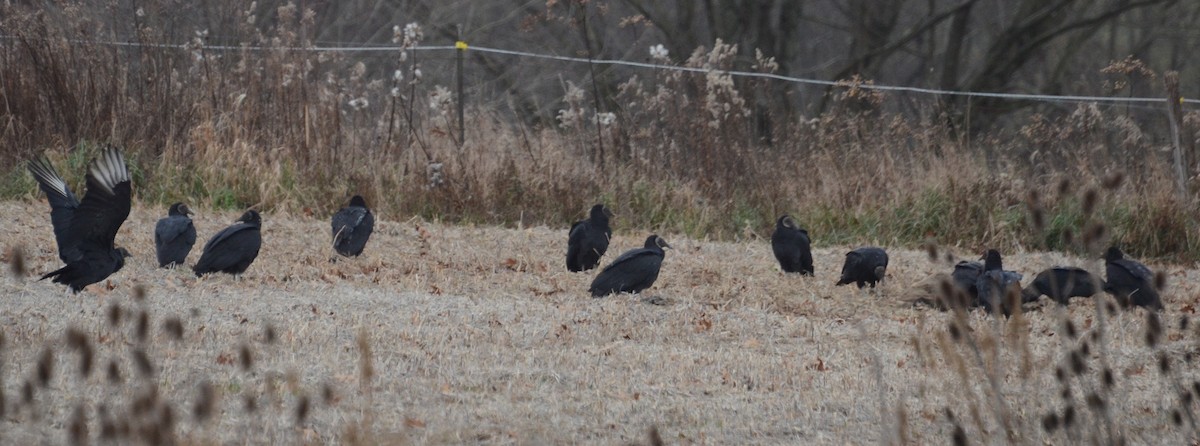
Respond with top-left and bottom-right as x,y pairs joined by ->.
3,199 -> 1200,444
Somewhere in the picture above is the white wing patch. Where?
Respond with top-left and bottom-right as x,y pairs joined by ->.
88,147 -> 130,195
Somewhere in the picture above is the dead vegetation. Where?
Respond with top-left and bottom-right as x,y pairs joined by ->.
4,201 -> 1200,444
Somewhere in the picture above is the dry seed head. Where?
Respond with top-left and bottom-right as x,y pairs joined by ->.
65,328 -> 87,349
952,425 -> 966,446
1086,392 -> 1105,410
1154,271 -> 1167,291
1064,320 -> 1077,339
924,241 -> 938,262
1080,341 -> 1091,356
133,284 -> 146,302
1146,312 -> 1163,347
1082,188 -> 1099,215
1054,366 -> 1066,383
1060,386 -> 1071,400
648,425 -> 664,446
239,344 -> 254,371
948,321 -> 962,343
1029,207 -> 1045,232
1042,412 -> 1059,432
163,317 -> 184,341
22,380 -> 34,405
1062,227 -> 1075,246
8,245 -> 26,279
132,348 -> 154,377
295,394 -> 310,425
159,403 -> 176,432
1193,381 -> 1200,398
194,380 -> 216,423
1069,350 -> 1086,375
264,324 -> 277,344
135,311 -> 149,343
1158,354 -> 1171,374
1083,223 -> 1107,248
37,348 -> 54,388
1063,406 -> 1076,427
322,382 -> 335,406
69,404 -> 87,446
243,393 -> 258,414
1102,171 -> 1125,190
1181,316 -> 1190,331
1173,410 -> 1183,426
106,359 -> 121,385
1102,367 -> 1115,388
78,344 -> 94,379
357,328 -> 374,386
1057,177 -> 1073,196
107,303 -> 122,327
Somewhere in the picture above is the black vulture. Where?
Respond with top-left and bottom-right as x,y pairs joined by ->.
155,202 -> 197,268
1103,246 -> 1162,310
1020,267 -> 1102,305
771,215 -> 813,275
331,195 -> 374,257
975,249 -> 1024,315
835,247 -> 888,288
26,156 -> 82,263
948,260 -> 983,308
193,210 -> 263,277
35,147 -> 133,293
589,235 -> 670,297
566,204 -> 613,272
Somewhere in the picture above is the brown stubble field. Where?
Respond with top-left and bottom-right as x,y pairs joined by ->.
3,200 -> 1200,445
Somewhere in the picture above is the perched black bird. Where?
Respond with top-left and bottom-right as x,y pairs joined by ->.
566,204 -> 613,272
1103,246 -> 1162,310
975,249 -> 1024,315
950,260 -> 984,306
771,215 -> 813,275
589,235 -> 670,297
331,195 -> 374,257
26,156 -> 83,263
836,247 -> 888,288
33,147 -> 133,293
193,210 -> 263,277
1021,267 -> 1102,305
155,202 -> 197,268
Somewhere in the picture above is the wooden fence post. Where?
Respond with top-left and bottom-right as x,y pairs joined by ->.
1165,71 -> 1188,199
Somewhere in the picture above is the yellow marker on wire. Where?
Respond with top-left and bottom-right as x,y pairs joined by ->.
456,41 -> 468,50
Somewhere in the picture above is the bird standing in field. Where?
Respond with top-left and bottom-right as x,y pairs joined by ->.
331,195 -> 374,257
771,215 -> 813,275
836,247 -> 888,288
193,210 -> 263,277
950,260 -> 984,307
1021,266 -> 1101,305
29,147 -> 133,293
155,202 -> 197,268
1103,246 -> 1162,310
975,249 -> 1024,315
566,204 -> 613,272
589,235 -> 670,297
